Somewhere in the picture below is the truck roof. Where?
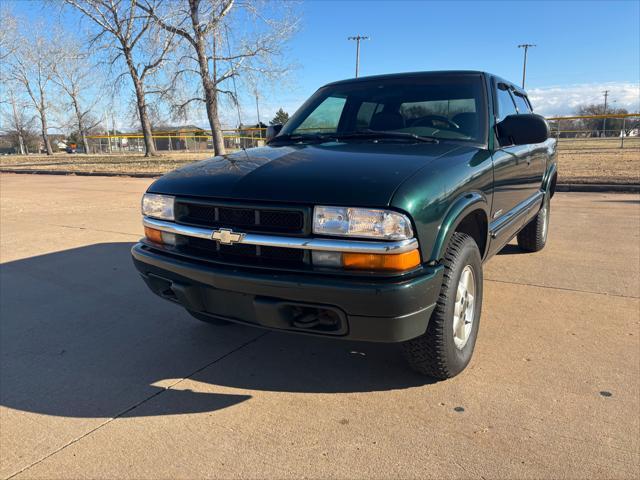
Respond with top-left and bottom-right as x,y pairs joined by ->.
325,70 -> 487,85
325,70 -> 527,94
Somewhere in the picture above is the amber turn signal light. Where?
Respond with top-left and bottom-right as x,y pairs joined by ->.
342,249 -> 421,271
144,226 -> 164,244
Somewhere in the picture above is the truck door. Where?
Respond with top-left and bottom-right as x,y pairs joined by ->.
511,91 -> 546,194
491,82 -> 536,221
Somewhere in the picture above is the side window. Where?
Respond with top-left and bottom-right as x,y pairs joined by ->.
496,87 -> 518,121
295,96 -> 347,134
513,93 -> 532,114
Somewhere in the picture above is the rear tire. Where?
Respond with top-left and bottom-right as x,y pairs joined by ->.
187,309 -> 230,326
402,232 -> 483,379
517,193 -> 550,252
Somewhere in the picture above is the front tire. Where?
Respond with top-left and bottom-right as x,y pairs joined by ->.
402,232 -> 483,379
517,193 -> 550,252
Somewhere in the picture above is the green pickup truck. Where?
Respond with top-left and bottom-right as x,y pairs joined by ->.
132,71 -> 557,379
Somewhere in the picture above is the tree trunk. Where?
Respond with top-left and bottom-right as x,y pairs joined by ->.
123,48 -> 157,157
189,1 -> 226,156
204,80 -> 226,155
81,130 -> 90,155
137,96 -> 157,156
17,132 -> 26,155
10,97 -> 26,155
72,98 -> 90,154
39,108 -> 53,155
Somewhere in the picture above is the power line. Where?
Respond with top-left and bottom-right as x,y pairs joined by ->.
517,44 -> 536,88
348,35 -> 369,78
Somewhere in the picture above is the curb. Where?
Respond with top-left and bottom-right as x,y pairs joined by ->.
555,183 -> 640,193
2,169 -> 639,193
0,169 -> 161,178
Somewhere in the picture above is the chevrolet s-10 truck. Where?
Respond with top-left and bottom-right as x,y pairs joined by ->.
132,71 -> 557,379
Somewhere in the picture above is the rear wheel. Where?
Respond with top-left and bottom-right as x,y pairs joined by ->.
187,309 -> 230,326
517,193 -> 550,252
402,232 -> 483,379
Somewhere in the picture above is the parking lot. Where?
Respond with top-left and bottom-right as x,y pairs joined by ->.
1,173 -> 638,479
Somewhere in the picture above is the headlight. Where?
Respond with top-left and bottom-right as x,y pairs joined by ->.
141,193 -> 175,221
313,206 -> 413,240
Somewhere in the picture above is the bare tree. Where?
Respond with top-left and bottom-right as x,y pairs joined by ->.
1,87 -> 33,155
51,40 -> 102,154
8,32 -> 57,155
136,0 -> 298,155
63,0 -> 175,156
0,6 -> 18,62
576,104 -> 630,137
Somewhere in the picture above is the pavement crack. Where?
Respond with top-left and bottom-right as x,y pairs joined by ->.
485,278 -> 639,299
5,331 -> 269,480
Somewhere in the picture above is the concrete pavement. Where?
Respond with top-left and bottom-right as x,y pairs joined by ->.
1,173 -> 638,479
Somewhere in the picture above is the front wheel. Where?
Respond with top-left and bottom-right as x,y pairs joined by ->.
517,193 -> 550,252
402,232 -> 483,379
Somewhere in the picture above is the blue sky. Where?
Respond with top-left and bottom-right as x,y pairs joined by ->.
273,0 -> 640,120
5,0 -> 640,127
293,0 -> 638,87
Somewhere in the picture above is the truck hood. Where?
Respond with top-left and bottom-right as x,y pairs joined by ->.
148,141 -> 463,207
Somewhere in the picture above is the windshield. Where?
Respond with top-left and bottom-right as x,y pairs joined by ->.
279,74 -> 487,143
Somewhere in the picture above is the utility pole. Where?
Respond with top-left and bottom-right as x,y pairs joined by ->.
255,90 -> 262,139
111,111 -> 118,152
518,44 -> 536,88
348,35 -> 369,77
602,90 -> 609,137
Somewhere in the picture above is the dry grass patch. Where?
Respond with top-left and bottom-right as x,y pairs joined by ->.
0,152 -> 214,175
556,137 -> 639,184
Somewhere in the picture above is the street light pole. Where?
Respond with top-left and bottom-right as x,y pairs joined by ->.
517,44 -> 536,88
602,90 -> 609,137
255,91 -> 262,139
348,35 -> 369,77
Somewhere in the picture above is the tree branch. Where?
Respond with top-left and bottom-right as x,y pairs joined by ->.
135,0 -> 196,47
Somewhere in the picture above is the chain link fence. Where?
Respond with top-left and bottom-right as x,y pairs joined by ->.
86,128 -> 267,154
547,113 -> 640,150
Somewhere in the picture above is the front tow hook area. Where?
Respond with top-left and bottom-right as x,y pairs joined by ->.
142,273 -> 206,312
253,298 -> 348,335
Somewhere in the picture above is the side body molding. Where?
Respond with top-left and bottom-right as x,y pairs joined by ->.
429,191 -> 490,262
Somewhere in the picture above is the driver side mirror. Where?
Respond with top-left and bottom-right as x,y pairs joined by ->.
496,114 -> 549,146
266,124 -> 283,142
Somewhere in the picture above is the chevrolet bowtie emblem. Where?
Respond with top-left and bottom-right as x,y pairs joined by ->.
211,228 -> 245,245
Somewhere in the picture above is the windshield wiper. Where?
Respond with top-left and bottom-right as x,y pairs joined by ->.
267,133 -> 329,145
330,129 -> 439,144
